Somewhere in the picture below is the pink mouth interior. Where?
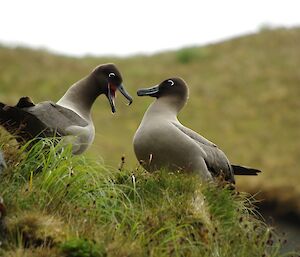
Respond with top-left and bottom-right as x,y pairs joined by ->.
109,84 -> 117,98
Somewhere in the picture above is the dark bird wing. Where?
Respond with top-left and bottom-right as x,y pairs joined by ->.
172,122 -> 235,183
0,98 -> 88,143
24,101 -> 88,136
16,96 -> 35,108
0,101 -> 56,142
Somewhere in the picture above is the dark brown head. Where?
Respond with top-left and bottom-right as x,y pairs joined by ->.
92,63 -> 133,113
137,78 -> 189,110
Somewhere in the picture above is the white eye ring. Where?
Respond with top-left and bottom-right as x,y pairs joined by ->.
109,72 -> 115,77
168,80 -> 174,86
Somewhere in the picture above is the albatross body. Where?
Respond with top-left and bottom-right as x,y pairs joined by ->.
133,78 -> 261,183
0,64 -> 133,154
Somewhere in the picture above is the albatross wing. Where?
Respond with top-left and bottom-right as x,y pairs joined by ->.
0,100 -> 56,142
171,121 -> 235,183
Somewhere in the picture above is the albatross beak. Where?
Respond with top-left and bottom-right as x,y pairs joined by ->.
107,83 -> 133,113
118,84 -> 133,106
107,84 -> 116,113
137,85 -> 160,97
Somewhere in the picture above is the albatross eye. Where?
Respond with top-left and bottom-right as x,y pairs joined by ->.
109,72 -> 116,78
167,80 -> 174,86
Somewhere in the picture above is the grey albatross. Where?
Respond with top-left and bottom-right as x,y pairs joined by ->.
0,64 -> 133,154
133,77 -> 261,183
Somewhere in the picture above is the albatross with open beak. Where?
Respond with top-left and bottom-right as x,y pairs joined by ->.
133,78 -> 261,183
0,63 -> 133,154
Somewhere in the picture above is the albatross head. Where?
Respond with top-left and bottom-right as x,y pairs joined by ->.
137,77 -> 189,111
92,63 -> 133,113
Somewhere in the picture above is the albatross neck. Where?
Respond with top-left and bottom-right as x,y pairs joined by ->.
57,75 -> 103,120
144,96 -> 186,121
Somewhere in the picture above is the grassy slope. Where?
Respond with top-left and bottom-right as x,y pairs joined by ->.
0,27 -> 300,214
0,137 -> 292,256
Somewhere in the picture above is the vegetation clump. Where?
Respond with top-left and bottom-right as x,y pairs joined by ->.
1,28 -> 300,255
60,238 -> 106,257
0,137 -> 296,256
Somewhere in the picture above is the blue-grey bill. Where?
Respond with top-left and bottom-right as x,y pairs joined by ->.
137,85 -> 159,96
118,84 -> 133,105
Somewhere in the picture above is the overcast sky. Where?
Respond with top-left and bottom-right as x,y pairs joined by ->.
0,0 -> 299,56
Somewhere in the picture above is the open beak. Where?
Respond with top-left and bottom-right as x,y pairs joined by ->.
107,83 -> 133,113
107,84 -> 116,113
137,85 -> 160,97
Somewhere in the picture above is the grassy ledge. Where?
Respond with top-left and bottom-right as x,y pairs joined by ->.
1,28 -> 300,216
0,137 -> 297,257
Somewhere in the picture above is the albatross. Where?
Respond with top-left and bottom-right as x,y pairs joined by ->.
0,63 -> 133,154
133,77 -> 261,183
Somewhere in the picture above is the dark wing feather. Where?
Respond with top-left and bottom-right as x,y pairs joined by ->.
24,101 -> 88,136
0,102 -> 56,142
1,99 -> 88,143
15,97 -> 35,108
172,122 -> 235,183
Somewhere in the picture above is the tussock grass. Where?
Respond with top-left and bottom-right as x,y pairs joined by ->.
0,28 -> 300,256
0,138 -> 297,256
1,28 -> 299,215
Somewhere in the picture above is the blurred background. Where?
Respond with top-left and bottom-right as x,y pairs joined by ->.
0,0 -> 299,251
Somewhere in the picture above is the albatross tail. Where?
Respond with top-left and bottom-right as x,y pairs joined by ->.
232,165 -> 261,176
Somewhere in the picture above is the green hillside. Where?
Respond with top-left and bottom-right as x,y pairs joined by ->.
0,27 -> 300,215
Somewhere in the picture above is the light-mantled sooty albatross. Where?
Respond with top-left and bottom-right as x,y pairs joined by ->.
0,63 -> 133,154
133,77 -> 261,183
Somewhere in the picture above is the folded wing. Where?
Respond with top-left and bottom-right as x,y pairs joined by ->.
0,98 -> 88,143
172,122 -> 235,183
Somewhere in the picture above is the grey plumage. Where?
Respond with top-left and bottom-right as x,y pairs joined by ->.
24,101 -> 89,136
172,122 -> 235,182
0,64 -> 133,154
133,77 -> 261,183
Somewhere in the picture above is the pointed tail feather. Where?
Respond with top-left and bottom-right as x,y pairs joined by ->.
232,165 -> 261,176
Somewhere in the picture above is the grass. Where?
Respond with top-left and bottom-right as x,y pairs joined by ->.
1,28 -> 299,214
0,27 -> 300,254
0,137 -> 296,257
